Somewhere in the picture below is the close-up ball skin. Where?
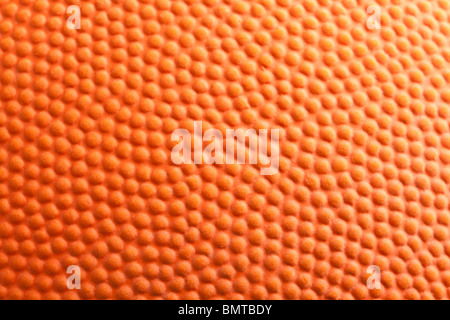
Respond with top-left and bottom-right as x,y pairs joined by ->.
1,0 -> 450,300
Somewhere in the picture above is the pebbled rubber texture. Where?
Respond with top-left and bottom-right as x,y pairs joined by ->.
1,0 -> 450,300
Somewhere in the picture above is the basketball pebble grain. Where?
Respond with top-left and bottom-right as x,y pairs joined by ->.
1,0 -> 450,300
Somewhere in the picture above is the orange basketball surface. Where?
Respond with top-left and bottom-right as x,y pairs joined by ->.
1,0 -> 450,300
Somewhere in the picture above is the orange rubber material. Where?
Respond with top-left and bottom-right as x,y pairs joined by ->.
1,0 -> 450,300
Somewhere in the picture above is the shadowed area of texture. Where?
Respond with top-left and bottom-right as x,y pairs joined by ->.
1,0 -> 450,300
